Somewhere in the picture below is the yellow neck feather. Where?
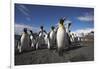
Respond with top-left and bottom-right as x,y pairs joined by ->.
59,23 -> 64,28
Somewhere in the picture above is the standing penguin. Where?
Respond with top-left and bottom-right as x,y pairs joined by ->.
19,28 -> 30,52
57,18 -> 67,56
36,26 -> 47,49
29,30 -> 36,48
74,34 -> 78,43
48,26 -> 56,49
70,33 -> 75,43
66,22 -> 72,46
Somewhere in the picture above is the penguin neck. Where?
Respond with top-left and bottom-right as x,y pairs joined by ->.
40,29 -> 44,32
66,24 -> 70,33
59,23 -> 64,29
51,29 -> 54,32
24,32 -> 27,34
30,33 -> 33,36
67,23 -> 71,32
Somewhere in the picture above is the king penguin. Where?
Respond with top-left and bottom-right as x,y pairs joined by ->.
36,26 -> 47,49
29,30 -> 36,48
57,18 -> 67,56
48,26 -> 56,49
66,22 -> 72,46
20,28 -> 30,52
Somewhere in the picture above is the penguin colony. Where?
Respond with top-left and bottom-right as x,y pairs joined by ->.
17,17 -> 81,56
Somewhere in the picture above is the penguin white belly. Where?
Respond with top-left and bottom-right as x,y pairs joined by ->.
44,34 -> 48,44
71,35 -> 74,42
50,31 -> 54,40
39,33 -> 42,37
21,34 -> 30,50
57,28 -> 66,49
50,31 -> 55,46
39,33 -> 45,44
30,35 -> 35,47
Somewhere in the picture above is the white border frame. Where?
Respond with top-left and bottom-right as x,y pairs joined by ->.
11,0 -> 95,69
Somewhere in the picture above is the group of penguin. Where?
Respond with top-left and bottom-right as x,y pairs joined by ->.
17,17 -> 80,56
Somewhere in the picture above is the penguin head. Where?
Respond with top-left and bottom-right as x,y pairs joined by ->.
30,30 -> 33,34
40,26 -> 44,30
59,17 -> 66,26
23,28 -> 27,33
51,26 -> 55,30
68,23 -> 71,26
68,23 -> 71,29
72,33 -> 74,36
